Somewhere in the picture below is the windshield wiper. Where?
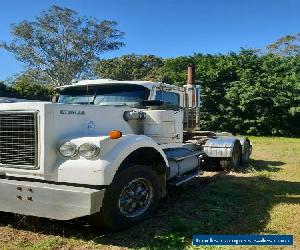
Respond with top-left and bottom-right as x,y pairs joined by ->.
87,91 -> 97,104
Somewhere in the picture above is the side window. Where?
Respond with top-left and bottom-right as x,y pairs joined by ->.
155,91 -> 180,109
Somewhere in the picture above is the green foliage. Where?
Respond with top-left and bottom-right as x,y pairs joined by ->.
0,81 -> 9,96
2,23 -> 299,136
0,80 -> 19,97
0,5 -> 124,86
12,72 -> 54,100
194,53 -> 239,131
93,54 -> 164,81
162,56 -> 194,85
267,33 -> 300,56
1,71 -> 54,100
94,46 -> 299,136
168,50 -> 299,136
223,52 -> 300,136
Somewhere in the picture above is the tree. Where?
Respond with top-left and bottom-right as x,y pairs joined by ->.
194,53 -> 238,131
0,71 -> 54,100
222,51 -> 300,136
267,33 -> 300,56
93,54 -> 164,81
11,71 -> 55,100
0,5 -> 124,86
0,81 -> 9,96
162,56 -> 194,85
157,49 -> 300,136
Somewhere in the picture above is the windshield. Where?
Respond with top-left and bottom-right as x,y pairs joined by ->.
58,84 -> 150,106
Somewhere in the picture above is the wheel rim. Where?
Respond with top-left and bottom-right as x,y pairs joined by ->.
118,178 -> 153,218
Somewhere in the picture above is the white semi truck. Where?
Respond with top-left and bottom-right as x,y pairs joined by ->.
0,66 -> 251,230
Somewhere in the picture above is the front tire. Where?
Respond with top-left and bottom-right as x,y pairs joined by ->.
89,165 -> 161,230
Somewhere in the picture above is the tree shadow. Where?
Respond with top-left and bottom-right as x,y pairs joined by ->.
0,173 -> 299,249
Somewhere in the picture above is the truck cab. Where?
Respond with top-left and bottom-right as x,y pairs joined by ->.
0,73 -> 251,230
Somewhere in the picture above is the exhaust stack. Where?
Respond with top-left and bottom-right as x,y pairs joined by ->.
184,64 -> 200,131
187,64 -> 195,85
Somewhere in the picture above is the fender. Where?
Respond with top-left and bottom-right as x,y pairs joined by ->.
57,135 -> 168,186
101,134 -> 169,184
202,137 -> 241,158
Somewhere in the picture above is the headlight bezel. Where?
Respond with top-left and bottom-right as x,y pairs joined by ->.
59,142 -> 78,158
78,142 -> 100,159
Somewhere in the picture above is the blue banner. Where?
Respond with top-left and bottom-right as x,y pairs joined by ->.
192,235 -> 293,246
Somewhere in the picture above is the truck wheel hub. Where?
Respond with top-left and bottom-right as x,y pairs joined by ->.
118,178 -> 153,218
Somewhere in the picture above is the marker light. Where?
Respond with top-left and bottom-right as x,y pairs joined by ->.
59,142 -> 78,157
78,143 -> 100,159
109,130 -> 122,139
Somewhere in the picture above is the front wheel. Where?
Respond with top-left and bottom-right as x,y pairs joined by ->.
89,165 -> 161,230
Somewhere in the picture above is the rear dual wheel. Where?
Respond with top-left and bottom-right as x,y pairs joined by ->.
220,140 -> 242,171
241,139 -> 251,164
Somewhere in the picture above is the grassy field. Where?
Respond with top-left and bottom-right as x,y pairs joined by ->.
0,136 -> 299,250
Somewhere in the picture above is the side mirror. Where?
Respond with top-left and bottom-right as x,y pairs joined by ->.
183,85 -> 201,108
140,100 -> 164,107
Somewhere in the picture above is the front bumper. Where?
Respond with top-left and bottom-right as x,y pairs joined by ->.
0,178 -> 105,220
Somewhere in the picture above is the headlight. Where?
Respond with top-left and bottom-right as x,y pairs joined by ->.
78,143 -> 100,159
59,142 -> 78,157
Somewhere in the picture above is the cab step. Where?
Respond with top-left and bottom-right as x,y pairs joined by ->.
168,169 -> 203,186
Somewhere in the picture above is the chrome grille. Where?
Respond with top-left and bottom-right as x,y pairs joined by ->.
0,111 -> 38,168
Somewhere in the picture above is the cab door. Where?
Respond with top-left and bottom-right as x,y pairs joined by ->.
154,90 -> 183,143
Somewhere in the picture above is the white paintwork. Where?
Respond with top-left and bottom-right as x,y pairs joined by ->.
0,79 -> 250,221
57,134 -> 168,185
59,79 -> 182,92
0,101 -> 169,185
144,110 -> 183,144
0,82 -> 202,187
0,178 -> 104,220
0,97 -> 35,103
0,81 -> 185,186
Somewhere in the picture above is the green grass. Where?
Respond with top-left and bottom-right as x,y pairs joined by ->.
0,136 -> 299,249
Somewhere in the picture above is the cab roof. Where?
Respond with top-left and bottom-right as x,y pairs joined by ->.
59,79 -> 181,91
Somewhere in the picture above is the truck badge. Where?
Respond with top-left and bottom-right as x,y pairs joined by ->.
60,110 -> 85,115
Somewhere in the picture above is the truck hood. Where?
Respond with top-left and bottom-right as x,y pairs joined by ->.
0,102 -> 140,180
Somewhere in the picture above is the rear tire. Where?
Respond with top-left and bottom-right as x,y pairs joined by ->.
241,139 -> 251,165
89,165 -> 161,231
220,140 -> 242,171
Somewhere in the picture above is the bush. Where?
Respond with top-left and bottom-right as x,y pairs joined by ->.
1,72 -> 54,100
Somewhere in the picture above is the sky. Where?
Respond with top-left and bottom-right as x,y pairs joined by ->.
0,0 -> 299,80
